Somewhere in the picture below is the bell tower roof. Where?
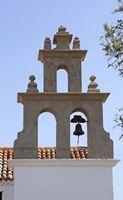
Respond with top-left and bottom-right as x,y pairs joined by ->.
53,26 -> 72,49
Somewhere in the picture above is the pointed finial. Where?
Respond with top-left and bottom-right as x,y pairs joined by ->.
26,75 -> 39,93
44,37 -> 51,49
73,36 -> 80,49
58,26 -> 66,34
87,75 -> 100,93
53,26 -> 72,49
29,75 -> 35,82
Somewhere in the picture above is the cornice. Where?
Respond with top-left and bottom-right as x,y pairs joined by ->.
38,49 -> 87,62
17,92 -> 110,103
9,159 -> 119,168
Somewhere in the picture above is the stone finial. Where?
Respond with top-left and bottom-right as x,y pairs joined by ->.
44,37 -> 51,49
26,75 -> 39,93
53,26 -> 72,49
73,37 -> 80,49
87,75 -> 100,93
57,25 -> 67,34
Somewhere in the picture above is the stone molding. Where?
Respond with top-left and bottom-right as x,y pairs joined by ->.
9,159 -> 119,168
38,49 -> 87,62
18,92 -> 110,103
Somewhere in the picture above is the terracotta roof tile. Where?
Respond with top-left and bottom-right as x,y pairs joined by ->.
0,147 -> 88,181
0,148 -> 13,181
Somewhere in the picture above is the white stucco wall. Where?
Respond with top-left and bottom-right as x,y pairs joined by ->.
9,159 -> 119,200
0,182 -> 14,200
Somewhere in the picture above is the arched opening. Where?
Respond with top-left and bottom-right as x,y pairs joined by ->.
38,112 -> 56,148
70,111 -> 88,148
57,68 -> 68,92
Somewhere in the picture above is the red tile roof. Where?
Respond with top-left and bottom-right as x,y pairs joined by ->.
0,147 -> 88,181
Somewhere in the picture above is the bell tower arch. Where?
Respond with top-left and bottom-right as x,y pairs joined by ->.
57,68 -> 68,92
38,26 -> 86,92
14,26 -> 113,159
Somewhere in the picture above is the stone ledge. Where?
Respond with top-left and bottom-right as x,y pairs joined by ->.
38,49 -> 87,62
9,159 -> 119,168
18,92 -> 110,103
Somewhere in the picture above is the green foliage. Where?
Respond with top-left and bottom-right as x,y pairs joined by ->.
101,0 -> 123,76
114,108 -> 123,139
114,0 -> 123,13
101,1 -> 123,136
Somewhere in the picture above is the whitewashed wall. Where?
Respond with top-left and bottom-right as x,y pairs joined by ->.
9,159 -> 119,200
0,182 -> 14,200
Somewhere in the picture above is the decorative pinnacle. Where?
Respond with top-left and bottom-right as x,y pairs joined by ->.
90,75 -> 96,82
87,75 -> 100,93
58,26 -> 67,34
45,37 -> 50,41
29,75 -> 35,82
44,37 -> 51,49
73,36 -> 80,49
27,75 -> 39,93
53,26 -> 72,49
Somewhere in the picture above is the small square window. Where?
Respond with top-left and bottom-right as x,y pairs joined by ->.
0,192 -> 2,200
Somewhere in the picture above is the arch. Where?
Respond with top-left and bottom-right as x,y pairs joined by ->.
38,107 -> 58,123
70,110 -> 88,148
70,107 -> 89,120
57,64 -> 69,72
38,110 -> 56,147
56,66 -> 69,92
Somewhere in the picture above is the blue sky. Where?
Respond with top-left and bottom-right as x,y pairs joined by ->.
0,0 -> 123,199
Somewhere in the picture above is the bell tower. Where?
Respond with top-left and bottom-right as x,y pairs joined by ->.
14,26 -> 113,159
38,26 -> 86,93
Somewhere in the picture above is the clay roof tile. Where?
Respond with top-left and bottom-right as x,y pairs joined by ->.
0,147 -> 88,181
